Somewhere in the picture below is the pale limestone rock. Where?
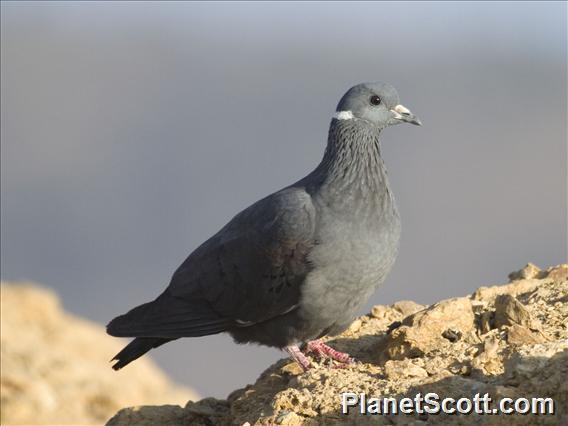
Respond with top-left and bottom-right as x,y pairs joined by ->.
479,310 -> 495,334
371,304 -> 395,320
472,335 -> 504,376
106,264 -> 568,425
505,340 -> 568,384
506,324 -> 547,346
494,294 -> 539,329
472,279 -> 541,301
545,264 -> 568,281
391,300 -> 425,317
0,283 -> 198,425
383,297 -> 475,360
384,359 -> 428,380
106,405 -> 187,426
275,411 -> 305,425
346,318 -> 362,334
508,263 -> 542,281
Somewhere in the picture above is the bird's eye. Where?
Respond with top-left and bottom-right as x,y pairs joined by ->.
370,95 -> 381,106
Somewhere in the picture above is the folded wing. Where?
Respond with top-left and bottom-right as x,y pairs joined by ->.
107,187 -> 317,339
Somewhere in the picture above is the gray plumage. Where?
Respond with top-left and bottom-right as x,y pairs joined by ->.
107,82 -> 420,369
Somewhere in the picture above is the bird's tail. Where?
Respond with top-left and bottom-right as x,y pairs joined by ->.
106,293 -> 230,338
106,293 -> 231,369
110,337 -> 173,370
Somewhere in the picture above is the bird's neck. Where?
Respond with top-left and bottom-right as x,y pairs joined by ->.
308,119 -> 396,214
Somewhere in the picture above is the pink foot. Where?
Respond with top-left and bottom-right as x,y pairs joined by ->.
306,339 -> 355,365
285,344 -> 311,371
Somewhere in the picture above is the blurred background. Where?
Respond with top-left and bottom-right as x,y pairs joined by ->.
1,1 -> 566,399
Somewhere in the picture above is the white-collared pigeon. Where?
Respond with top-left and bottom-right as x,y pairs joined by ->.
107,82 -> 421,370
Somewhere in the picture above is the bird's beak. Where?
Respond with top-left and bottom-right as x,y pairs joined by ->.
390,104 -> 422,126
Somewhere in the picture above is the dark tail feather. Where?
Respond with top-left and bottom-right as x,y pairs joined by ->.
106,300 -> 156,336
106,294 -> 231,338
111,337 -> 173,370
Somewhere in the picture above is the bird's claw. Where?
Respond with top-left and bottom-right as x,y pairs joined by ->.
306,339 -> 355,367
286,340 -> 356,372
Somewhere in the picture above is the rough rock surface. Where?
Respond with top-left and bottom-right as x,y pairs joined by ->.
107,264 -> 567,425
0,283 -> 198,425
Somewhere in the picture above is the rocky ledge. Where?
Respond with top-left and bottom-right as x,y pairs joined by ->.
107,264 -> 567,425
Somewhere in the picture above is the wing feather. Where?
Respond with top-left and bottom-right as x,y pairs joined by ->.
108,186 -> 317,339
168,187 -> 317,326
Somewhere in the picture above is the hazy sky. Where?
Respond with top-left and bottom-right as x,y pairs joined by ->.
2,1 -> 566,399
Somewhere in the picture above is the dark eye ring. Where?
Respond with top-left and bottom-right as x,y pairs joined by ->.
370,95 -> 381,106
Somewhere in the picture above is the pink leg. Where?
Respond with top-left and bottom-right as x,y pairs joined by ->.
285,344 -> 311,371
307,339 -> 354,364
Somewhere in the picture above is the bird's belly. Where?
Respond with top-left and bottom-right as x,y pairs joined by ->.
299,220 -> 400,337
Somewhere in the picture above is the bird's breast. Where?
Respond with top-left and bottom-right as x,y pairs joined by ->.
298,202 -> 401,330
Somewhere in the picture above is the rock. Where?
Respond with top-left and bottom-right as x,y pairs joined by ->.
106,264 -> 568,425
508,263 -> 568,282
275,411 -> 304,425
472,335 -> 504,376
505,340 -> 568,384
106,405 -> 187,426
442,329 -> 462,342
472,276 -> 543,302
384,359 -> 428,380
346,318 -> 362,334
0,283 -> 198,426
370,304 -> 394,320
185,397 -> 230,417
479,310 -> 495,334
383,297 -> 475,360
544,264 -> 568,281
391,300 -> 425,317
494,294 -> 540,329
281,362 -> 305,376
508,263 -> 542,281
506,324 -> 547,346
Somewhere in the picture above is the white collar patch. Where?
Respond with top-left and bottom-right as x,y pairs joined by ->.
333,110 -> 355,120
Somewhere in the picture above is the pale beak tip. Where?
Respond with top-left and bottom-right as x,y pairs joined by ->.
391,105 -> 422,126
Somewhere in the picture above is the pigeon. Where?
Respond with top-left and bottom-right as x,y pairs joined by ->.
107,82 -> 421,371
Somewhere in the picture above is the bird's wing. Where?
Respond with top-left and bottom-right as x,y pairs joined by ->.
108,186 -> 318,339
168,186 -> 317,326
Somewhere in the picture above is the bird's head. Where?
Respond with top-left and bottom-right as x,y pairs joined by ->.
334,82 -> 421,129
